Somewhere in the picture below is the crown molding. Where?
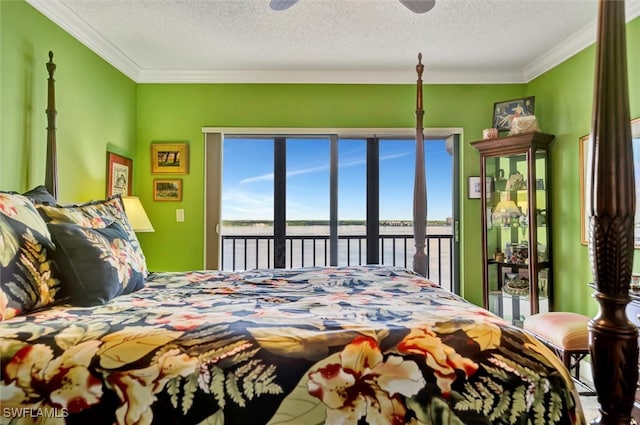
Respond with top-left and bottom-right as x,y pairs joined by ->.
524,0 -> 640,82
27,0 -> 640,85
135,68 -> 526,84
23,0 -> 527,84
26,0 -> 141,81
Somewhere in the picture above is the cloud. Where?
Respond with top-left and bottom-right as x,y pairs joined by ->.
222,190 -> 273,219
239,150 -> 411,184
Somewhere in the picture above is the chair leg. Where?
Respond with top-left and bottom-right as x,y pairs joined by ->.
562,351 -> 572,375
573,354 -> 581,379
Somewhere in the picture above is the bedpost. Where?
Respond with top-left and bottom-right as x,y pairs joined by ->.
45,50 -> 58,200
413,53 -> 427,277
587,0 -> 637,423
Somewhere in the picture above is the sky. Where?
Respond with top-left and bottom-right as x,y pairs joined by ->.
222,138 -> 453,221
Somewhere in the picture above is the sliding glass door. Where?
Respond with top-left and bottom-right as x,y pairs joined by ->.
210,130 -> 457,292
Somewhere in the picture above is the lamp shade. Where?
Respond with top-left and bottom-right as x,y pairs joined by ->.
122,196 -> 155,232
492,200 -> 521,225
493,200 -> 521,216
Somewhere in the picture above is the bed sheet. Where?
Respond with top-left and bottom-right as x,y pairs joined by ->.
0,265 -> 584,425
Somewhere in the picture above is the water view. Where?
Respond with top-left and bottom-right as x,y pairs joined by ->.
221,221 -> 453,290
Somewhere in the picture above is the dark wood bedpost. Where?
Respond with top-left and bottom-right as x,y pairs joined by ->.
413,53 -> 428,277
45,51 -> 58,200
587,1 -> 638,423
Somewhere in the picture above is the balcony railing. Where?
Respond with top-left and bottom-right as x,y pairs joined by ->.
221,233 -> 453,290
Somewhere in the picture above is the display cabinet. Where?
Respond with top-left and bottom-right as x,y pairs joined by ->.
471,132 -> 554,327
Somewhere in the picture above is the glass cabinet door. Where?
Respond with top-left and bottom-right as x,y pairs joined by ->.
473,132 -> 554,327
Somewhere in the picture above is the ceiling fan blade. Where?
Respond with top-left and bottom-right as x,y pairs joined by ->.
270,0 -> 300,11
398,0 -> 436,14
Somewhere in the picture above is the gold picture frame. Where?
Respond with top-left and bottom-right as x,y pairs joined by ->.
153,179 -> 183,202
151,142 -> 189,174
580,117 -> 640,246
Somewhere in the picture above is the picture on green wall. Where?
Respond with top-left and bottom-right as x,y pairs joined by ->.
580,117 -> 640,247
151,142 -> 189,174
154,179 -> 183,201
107,152 -> 132,197
492,96 -> 535,131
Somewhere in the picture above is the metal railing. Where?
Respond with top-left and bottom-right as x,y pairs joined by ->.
221,233 -> 453,289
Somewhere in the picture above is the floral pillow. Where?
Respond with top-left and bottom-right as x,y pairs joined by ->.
0,192 -> 60,320
47,221 -> 145,306
37,195 -> 148,277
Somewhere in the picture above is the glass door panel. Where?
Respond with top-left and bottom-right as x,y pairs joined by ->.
286,138 -> 330,267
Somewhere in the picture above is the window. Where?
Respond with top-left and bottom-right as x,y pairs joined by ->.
206,128 -> 457,290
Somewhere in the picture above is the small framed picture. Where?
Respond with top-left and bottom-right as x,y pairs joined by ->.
107,152 -> 133,197
153,179 -> 183,201
151,142 -> 189,174
468,176 -> 493,199
492,96 -> 535,131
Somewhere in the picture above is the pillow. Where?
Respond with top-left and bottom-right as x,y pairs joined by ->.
48,221 -> 146,306
0,192 -> 60,320
22,185 -> 58,205
37,195 -> 148,277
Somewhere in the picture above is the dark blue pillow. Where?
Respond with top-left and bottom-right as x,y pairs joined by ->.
48,221 -> 145,306
22,186 -> 58,205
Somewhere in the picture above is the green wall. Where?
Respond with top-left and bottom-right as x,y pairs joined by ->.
0,1 -> 137,202
135,83 -> 524,306
527,16 -> 640,316
3,0 -> 640,314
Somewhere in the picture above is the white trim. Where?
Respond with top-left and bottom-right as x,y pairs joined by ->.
27,0 -> 640,84
136,69 -> 526,85
26,0 -> 140,82
523,20 -> 598,81
201,127 -> 463,139
524,0 -> 640,82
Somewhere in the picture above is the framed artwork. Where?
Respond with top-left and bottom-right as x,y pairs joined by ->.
154,179 -> 183,201
468,176 -> 493,199
107,152 -> 132,197
151,142 -> 189,174
580,117 -> 640,246
492,96 -> 535,131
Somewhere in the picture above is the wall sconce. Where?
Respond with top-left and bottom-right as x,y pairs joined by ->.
122,196 -> 155,232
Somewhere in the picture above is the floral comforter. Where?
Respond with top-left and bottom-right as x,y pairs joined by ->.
0,265 -> 584,425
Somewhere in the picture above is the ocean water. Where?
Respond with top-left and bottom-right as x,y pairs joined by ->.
221,224 -> 453,289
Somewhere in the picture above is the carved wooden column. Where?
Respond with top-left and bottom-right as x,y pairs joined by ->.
587,1 -> 638,423
45,51 -> 58,200
413,53 -> 428,277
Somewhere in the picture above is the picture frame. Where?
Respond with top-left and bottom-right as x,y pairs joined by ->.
107,152 -> 133,197
154,179 -> 183,201
151,142 -> 189,174
580,117 -> 640,246
492,96 -> 535,131
468,176 -> 493,199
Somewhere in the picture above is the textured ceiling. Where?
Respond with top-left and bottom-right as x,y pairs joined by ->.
27,0 -> 640,84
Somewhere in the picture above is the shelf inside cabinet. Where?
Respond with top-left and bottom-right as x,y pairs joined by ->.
472,131 -> 555,323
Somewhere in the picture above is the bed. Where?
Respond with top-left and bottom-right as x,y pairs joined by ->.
0,0 -> 635,423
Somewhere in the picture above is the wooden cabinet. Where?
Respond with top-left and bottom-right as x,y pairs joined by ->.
472,132 -> 554,326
